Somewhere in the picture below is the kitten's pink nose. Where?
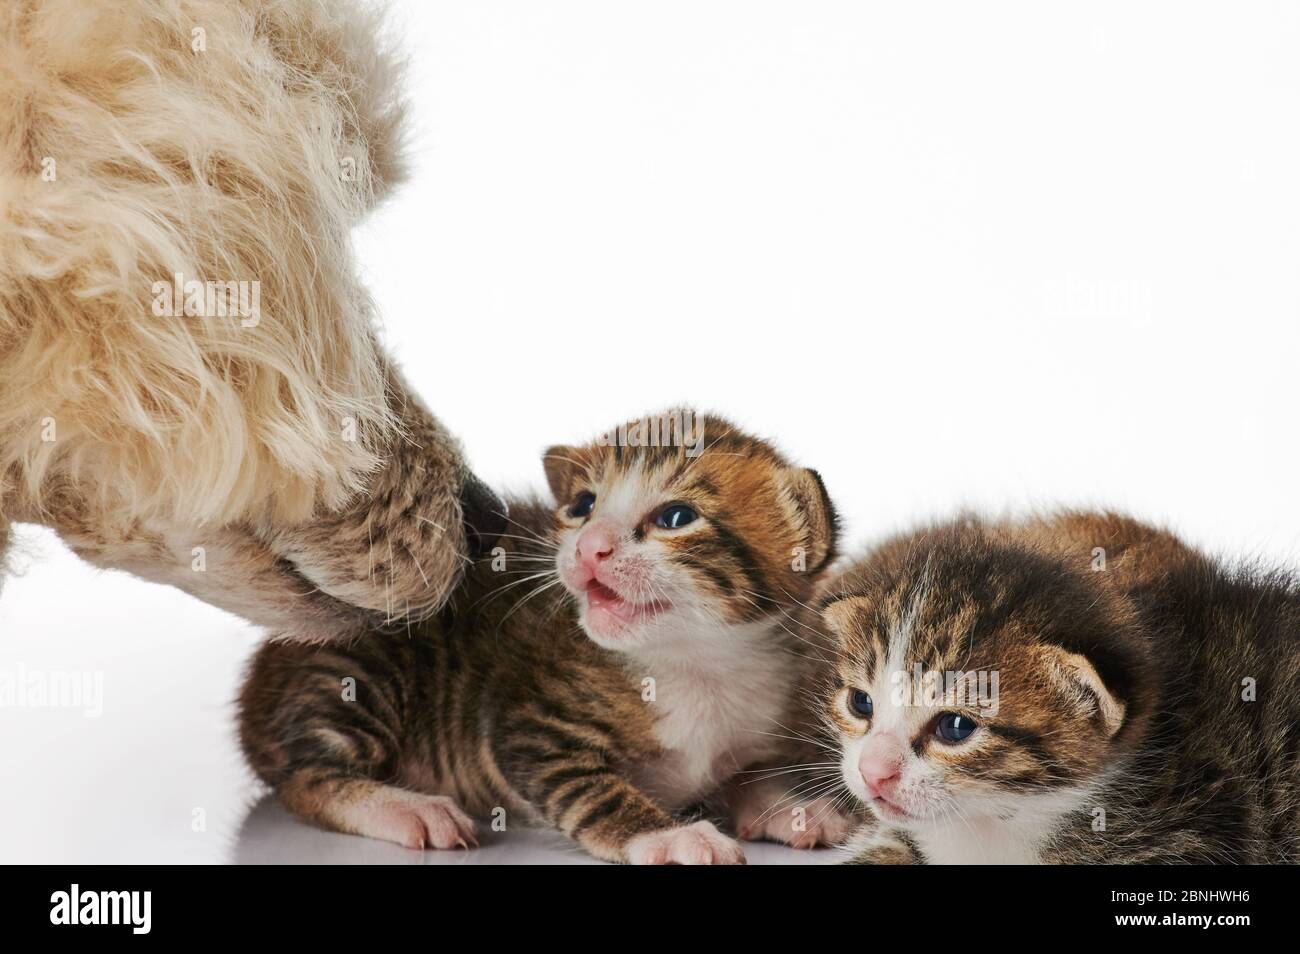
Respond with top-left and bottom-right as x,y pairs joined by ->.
576,521 -> 618,572
858,734 -> 905,799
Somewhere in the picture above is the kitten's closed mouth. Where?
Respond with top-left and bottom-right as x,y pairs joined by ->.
870,796 -> 915,823
584,580 -> 670,630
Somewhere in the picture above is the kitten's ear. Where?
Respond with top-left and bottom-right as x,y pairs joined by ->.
1046,647 -> 1127,738
784,467 -> 839,572
821,595 -> 871,639
543,446 -> 584,502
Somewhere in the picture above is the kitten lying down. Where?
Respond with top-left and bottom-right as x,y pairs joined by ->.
240,413 -> 856,864
819,511 -> 1300,864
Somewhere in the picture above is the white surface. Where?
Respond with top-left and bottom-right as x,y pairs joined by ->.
233,798 -> 842,866
0,529 -> 844,865
3,0 -> 1300,864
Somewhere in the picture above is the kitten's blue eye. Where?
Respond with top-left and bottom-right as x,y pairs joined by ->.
935,713 -> 977,743
569,492 -> 596,519
848,689 -> 873,719
656,504 -> 698,529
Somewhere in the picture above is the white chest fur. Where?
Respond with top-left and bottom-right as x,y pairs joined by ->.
909,786 -> 1091,864
625,625 -> 793,810
912,817 -> 1044,865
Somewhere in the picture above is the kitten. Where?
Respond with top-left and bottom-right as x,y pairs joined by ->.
817,511 -> 1300,864
239,412 -> 854,863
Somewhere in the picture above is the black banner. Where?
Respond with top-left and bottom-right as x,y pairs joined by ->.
5,865 -> 1281,940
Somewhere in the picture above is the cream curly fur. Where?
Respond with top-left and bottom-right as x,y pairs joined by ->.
0,1 -> 484,637
0,0 -> 405,527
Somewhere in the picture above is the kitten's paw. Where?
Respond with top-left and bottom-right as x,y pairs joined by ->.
736,796 -> 855,849
626,820 -> 747,865
342,790 -> 479,851
844,829 -> 918,865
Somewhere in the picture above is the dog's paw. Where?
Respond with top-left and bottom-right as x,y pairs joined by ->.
340,790 -> 479,851
625,820 -> 747,865
736,796 -> 855,849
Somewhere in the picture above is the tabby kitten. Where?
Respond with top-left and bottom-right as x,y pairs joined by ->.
239,412 -> 852,864
817,511 -> 1300,864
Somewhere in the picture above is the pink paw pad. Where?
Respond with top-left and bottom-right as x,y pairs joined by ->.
626,820 -> 746,866
345,792 -> 479,851
737,796 -> 853,849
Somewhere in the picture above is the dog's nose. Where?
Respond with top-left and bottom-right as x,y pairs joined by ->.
460,472 -> 508,558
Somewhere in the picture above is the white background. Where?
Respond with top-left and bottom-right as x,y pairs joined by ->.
3,0 -> 1297,863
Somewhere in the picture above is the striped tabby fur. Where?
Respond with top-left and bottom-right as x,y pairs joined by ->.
240,413 -> 855,863
819,511 -> 1300,864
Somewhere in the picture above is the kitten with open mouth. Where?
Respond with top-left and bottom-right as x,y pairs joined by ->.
240,410 -> 857,863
